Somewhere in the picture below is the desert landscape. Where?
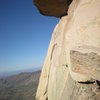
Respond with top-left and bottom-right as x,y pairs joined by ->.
0,71 -> 41,100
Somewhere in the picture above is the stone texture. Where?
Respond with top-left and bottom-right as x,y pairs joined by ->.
36,0 -> 100,100
36,16 -> 69,100
33,0 -> 72,17
61,74 -> 100,100
65,0 -> 100,82
70,46 -> 100,82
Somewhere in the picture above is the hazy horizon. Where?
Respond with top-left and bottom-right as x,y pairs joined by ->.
0,66 -> 41,77
0,0 -> 59,73
0,66 -> 42,73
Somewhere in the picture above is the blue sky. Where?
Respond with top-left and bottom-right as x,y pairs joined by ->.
0,0 -> 59,72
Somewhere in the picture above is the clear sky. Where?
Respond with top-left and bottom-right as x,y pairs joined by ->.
0,0 -> 59,72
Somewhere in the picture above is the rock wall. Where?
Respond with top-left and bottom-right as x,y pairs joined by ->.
35,0 -> 100,100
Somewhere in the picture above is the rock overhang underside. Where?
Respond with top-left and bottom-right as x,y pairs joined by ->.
33,0 -> 73,18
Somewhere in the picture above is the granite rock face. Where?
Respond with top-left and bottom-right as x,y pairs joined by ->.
33,0 -> 72,17
70,46 -> 100,82
35,0 -> 100,100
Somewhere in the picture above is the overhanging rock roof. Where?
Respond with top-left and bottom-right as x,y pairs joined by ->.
33,0 -> 72,18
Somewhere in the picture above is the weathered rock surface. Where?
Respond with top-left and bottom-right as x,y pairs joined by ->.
70,46 -> 100,82
33,0 -> 72,17
35,0 -> 100,100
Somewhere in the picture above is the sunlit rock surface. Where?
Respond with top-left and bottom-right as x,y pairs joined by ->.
35,0 -> 100,100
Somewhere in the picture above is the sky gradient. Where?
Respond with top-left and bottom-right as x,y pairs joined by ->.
0,0 -> 59,72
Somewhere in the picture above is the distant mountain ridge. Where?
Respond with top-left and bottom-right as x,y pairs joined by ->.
0,70 -> 41,100
0,67 -> 41,77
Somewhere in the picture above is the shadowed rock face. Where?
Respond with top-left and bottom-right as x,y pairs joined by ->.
33,0 -> 72,17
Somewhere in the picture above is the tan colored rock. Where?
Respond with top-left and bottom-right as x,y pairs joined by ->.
36,0 -> 100,100
65,0 -> 100,82
36,16 -> 69,100
70,46 -> 100,82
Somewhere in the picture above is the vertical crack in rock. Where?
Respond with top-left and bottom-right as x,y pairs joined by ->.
96,80 -> 100,89
96,80 -> 100,86
50,43 -> 57,60
68,0 -> 73,6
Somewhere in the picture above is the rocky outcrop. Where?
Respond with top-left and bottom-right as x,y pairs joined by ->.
70,46 -> 100,82
35,0 -> 100,100
33,0 -> 72,17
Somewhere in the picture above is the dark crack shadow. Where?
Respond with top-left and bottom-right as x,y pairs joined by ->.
78,81 -> 95,84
